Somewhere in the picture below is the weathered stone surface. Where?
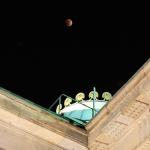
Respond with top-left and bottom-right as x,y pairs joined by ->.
88,59 -> 150,150
136,93 -> 150,105
1,59 -> 150,150
135,136 -> 150,150
0,88 -> 88,150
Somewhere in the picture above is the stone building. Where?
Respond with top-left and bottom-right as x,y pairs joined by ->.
0,59 -> 150,150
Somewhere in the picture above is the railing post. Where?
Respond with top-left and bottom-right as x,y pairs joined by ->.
92,87 -> 96,117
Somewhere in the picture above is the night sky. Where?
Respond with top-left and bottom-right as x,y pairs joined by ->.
1,2 -> 150,108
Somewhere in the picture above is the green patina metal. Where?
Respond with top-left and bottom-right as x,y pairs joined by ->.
0,86 -> 112,128
49,87 -> 112,126
0,88 -> 64,121
0,87 -> 86,127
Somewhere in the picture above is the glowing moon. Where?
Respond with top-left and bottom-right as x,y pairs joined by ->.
65,19 -> 73,27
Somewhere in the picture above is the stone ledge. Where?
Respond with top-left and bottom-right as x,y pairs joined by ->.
0,88 -> 88,148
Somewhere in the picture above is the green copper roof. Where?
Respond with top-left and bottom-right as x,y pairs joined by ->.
0,86 -> 112,128
49,87 -> 112,126
0,87 -> 86,127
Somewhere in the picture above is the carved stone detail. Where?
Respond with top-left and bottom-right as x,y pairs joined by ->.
136,93 -> 150,105
122,100 -> 148,119
102,121 -> 126,140
90,141 -> 108,150
89,99 -> 149,149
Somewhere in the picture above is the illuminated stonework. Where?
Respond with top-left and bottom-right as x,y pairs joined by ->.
50,88 -> 112,126
0,59 -> 150,150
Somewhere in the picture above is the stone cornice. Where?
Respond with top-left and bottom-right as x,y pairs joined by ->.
1,59 -> 150,149
85,59 -> 150,148
0,88 -> 88,149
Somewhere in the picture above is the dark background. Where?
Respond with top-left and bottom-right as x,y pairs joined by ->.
1,2 -> 150,108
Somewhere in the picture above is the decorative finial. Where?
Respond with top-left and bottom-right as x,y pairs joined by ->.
64,97 -> 72,107
89,91 -> 99,100
102,92 -> 112,101
56,104 -> 62,114
75,92 -> 85,102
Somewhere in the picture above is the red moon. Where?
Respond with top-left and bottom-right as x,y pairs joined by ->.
65,19 -> 73,27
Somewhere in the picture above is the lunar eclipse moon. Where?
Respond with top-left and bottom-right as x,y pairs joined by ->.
65,18 -> 73,27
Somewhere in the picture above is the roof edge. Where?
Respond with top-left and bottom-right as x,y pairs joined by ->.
86,58 -> 150,131
0,87 -> 88,147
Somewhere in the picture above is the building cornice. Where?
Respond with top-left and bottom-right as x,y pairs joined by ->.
0,88 -> 88,149
86,59 -> 150,149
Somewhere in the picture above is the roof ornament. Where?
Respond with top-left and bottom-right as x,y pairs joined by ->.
56,104 -> 62,114
75,92 -> 85,102
51,87 -> 113,125
89,90 -> 99,100
102,92 -> 112,101
64,97 -> 72,107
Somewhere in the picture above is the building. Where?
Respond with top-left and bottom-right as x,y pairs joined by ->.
0,59 -> 150,150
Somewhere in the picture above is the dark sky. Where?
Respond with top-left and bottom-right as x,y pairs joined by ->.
1,2 -> 150,108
